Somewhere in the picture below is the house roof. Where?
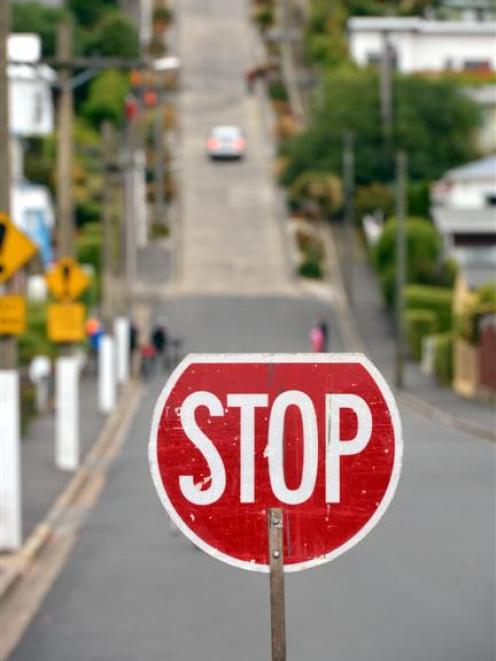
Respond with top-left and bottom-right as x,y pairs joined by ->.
347,17 -> 496,35
445,155 -> 496,182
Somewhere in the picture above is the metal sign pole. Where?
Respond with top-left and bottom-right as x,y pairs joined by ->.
268,508 -> 287,661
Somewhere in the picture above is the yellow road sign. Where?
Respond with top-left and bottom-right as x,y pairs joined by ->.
0,213 -> 38,284
45,257 -> 91,302
48,303 -> 86,343
0,295 -> 26,336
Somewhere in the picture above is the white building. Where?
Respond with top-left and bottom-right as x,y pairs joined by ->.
431,155 -> 496,287
347,17 -> 496,74
8,34 -> 56,265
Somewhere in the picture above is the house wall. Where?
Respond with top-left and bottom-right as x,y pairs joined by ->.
348,21 -> 496,73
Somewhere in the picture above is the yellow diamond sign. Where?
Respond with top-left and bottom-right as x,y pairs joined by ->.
0,213 -> 38,284
45,257 -> 91,302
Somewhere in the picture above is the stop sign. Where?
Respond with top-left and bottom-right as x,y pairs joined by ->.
149,354 -> 402,572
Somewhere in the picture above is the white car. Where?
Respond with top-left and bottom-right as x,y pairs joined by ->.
206,125 -> 246,160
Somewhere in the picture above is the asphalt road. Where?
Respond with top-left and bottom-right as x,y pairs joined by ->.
10,0 -> 495,659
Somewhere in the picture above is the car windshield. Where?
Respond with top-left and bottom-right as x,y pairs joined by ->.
211,126 -> 242,141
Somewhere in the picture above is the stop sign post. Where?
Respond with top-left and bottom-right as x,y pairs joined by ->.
149,353 -> 403,659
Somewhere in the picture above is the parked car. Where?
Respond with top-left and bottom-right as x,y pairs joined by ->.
206,125 -> 246,160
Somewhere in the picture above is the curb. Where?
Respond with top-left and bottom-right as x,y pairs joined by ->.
0,380 -> 141,603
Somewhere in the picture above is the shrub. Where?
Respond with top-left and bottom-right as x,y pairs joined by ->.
405,285 -> 453,331
433,332 -> 453,385
18,303 -> 55,367
291,171 -> 343,218
355,183 -> 394,221
299,258 -> 323,279
77,223 -> 101,272
253,5 -> 274,30
456,282 -> 496,344
405,308 -> 438,361
81,69 -> 129,128
372,217 -> 443,306
153,6 -> 173,25
268,80 -> 289,102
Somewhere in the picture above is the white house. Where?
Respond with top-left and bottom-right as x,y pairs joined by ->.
8,34 -> 56,265
347,17 -> 496,74
431,155 -> 496,287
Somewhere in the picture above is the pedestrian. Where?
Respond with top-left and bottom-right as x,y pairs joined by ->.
151,321 -> 169,371
318,318 -> 329,352
309,322 -> 325,353
130,321 -> 139,376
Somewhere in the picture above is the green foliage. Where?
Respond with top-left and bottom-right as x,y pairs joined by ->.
373,217 -> 443,305
12,2 -> 70,56
18,303 -> 55,367
456,282 -> 496,344
355,183 -> 394,220
406,285 -> 453,332
268,81 -> 289,102
81,69 -> 129,128
299,259 -> 323,279
407,180 -> 431,217
290,171 -> 343,217
84,12 -> 139,58
77,222 -> 101,272
68,0 -> 117,27
433,332 -> 453,385
23,137 -> 56,192
153,6 -> 174,23
76,199 -> 102,227
297,231 -> 325,279
280,68 -> 481,187
405,308 -> 438,361
253,5 -> 275,30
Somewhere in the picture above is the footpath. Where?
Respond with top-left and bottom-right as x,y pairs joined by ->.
329,223 -> 495,441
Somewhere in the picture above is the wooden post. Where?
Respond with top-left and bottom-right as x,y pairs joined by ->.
268,508 -> 286,661
395,151 -> 407,390
343,130 -> 355,308
56,20 -> 74,258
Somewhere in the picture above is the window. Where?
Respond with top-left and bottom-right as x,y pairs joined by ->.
463,60 -> 491,72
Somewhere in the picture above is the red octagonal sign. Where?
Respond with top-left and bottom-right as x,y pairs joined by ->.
149,354 -> 403,572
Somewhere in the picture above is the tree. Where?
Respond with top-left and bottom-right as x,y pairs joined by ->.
280,67 -> 481,187
12,2 -> 70,56
81,69 -> 129,127
68,0 -> 118,27
84,13 -> 139,58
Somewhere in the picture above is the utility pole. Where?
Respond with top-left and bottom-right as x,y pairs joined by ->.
343,131 -> 355,308
102,121 -> 116,327
0,1 -> 22,551
0,0 -> 15,370
98,120 -> 118,414
54,20 -> 81,469
395,151 -> 407,390
154,93 -> 166,227
56,20 -> 74,258
380,31 -> 394,175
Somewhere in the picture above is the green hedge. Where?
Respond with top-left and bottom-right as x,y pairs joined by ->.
405,308 -> 438,361
18,303 -> 55,367
405,285 -> 453,332
433,332 -> 453,385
